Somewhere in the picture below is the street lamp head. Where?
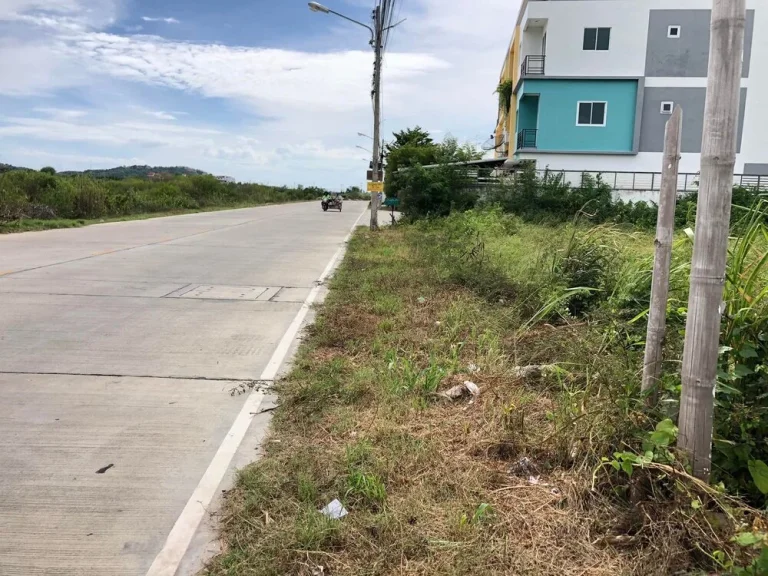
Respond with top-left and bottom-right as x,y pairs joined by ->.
308,2 -> 330,13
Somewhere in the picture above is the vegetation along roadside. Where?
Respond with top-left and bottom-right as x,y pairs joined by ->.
204,201 -> 768,575
0,167 -> 366,233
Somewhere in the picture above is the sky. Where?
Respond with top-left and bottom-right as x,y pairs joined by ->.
0,0 -> 520,189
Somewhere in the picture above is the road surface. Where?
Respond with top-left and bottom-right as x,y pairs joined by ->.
0,201 -> 368,575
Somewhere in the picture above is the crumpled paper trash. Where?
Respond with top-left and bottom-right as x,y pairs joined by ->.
319,499 -> 348,520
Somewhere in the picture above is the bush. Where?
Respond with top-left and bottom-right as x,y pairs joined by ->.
395,164 -> 478,220
479,166 -> 767,230
0,169 -> 329,225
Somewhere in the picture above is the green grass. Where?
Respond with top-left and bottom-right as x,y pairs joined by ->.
0,200 -> 315,234
204,211 -> 764,576
0,218 -> 88,233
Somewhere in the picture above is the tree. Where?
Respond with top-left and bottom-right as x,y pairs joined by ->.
345,186 -> 365,199
435,137 -> 484,164
388,135 -> 484,219
40,166 -> 56,175
389,126 -> 433,149
384,126 -> 438,188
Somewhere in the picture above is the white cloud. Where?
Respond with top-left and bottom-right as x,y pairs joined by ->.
6,13 -> 87,31
141,16 -> 179,24
0,0 -> 522,186
0,116 -> 224,147
0,113 -> 368,181
34,107 -> 88,120
0,0 -> 121,29
148,111 -> 176,120
0,40 -> 86,95
13,147 -> 146,168
59,32 -> 448,115
129,106 -> 177,121
0,0 -> 79,19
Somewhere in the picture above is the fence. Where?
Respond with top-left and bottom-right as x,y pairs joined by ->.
532,170 -> 768,194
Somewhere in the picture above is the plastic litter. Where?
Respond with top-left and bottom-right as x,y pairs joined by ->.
319,499 -> 348,520
508,457 -> 536,477
440,380 -> 480,400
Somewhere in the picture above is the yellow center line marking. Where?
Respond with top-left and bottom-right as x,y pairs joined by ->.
91,249 -> 116,256
0,270 -> 15,276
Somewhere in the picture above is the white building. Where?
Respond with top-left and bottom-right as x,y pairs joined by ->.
216,175 -> 236,183
495,0 -> 768,177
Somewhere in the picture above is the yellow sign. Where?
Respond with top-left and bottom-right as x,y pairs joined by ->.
367,181 -> 384,193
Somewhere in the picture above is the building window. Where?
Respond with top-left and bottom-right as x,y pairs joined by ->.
577,101 -> 607,126
583,28 -> 611,51
667,25 -> 681,38
660,101 -> 674,114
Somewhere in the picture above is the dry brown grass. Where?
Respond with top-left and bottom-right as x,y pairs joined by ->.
204,226 -> 762,576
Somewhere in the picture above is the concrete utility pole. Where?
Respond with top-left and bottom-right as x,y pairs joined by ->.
309,1 -> 402,231
678,0 -> 746,481
642,106 -> 683,405
370,4 -> 382,231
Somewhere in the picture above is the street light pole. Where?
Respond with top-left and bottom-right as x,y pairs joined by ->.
370,4 -> 382,230
308,1 -> 394,231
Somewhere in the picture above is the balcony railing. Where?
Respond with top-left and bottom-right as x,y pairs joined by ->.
516,129 -> 537,150
521,55 -> 546,76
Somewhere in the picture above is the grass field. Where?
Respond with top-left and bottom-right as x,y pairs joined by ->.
204,211 -> 765,576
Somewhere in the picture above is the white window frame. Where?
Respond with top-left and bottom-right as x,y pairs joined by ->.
576,101 -> 608,127
667,25 -> 681,39
660,101 -> 674,114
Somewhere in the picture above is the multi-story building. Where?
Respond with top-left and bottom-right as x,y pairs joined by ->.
494,0 -> 768,176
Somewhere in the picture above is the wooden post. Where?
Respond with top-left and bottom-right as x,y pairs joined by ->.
642,106 -> 683,404
678,0 -> 746,481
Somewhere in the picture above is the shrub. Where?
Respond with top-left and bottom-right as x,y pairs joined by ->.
0,169 -> 331,226
396,164 -> 478,220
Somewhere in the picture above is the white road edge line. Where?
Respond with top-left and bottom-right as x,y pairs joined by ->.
145,206 -> 369,576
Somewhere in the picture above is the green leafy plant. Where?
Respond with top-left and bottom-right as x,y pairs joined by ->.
710,200 -> 768,504
599,419 -> 678,479
459,503 -> 495,528
709,532 -> 768,575
495,80 -> 514,116
346,471 -> 387,506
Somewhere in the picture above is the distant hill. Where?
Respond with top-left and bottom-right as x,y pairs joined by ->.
0,163 -> 30,174
58,165 -> 207,180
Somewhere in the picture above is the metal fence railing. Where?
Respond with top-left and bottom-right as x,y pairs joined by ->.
530,170 -> 768,193
521,55 -> 546,76
517,129 -> 538,150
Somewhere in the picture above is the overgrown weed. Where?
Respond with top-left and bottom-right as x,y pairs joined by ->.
205,214 -> 766,576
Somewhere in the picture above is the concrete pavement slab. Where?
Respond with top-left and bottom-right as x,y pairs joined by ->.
0,201 -> 369,575
0,374 -> 246,576
0,292 -> 299,380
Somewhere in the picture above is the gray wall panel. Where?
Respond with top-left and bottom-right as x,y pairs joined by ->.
639,87 -> 747,153
745,164 -> 768,176
645,10 -> 754,78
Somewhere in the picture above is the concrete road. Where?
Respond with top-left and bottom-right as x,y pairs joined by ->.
0,202 -> 368,575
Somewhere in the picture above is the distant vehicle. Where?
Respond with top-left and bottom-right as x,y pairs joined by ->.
321,192 -> 343,212
216,175 -> 236,183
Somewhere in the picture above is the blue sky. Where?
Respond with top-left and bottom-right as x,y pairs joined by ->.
0,0 -> 519,188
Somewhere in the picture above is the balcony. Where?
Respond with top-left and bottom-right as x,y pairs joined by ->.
516,129 -> 537,150
520,55 -> 546,76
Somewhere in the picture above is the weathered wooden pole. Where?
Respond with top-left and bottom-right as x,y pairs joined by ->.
678,0 -> 746,480
642,106 -> 683,404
